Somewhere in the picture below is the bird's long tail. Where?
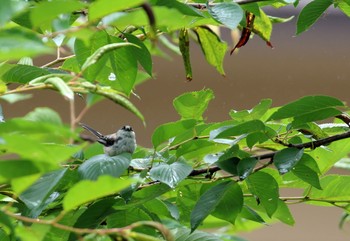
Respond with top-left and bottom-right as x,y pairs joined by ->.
79,123 -> 104,139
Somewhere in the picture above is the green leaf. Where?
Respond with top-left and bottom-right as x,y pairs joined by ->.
338,1 -> 350,17
240,205 -> 266,224
296,0 -> 333,35
149,161 -> 192,188
194,26 -> 227,76
88,0 -> 145,21
107,208 -> 155,236
247,171 -> 279,217
252,9 -> 272,42
229,99 -> 272,122
25,107 -> 62,125
268,95 -> 344,125
69,198 -> 116,231
173,89 -> 214,120
292,163 -> 322,189
173,227 -> 223,241
30,0 -> 85,28
124,33 -> 153,77
81,42 -> 138,72
0,160 -> 43,183
78,153 -> 131,180
191,181 -> 242,231
274,200 -> 295,226
0,28 -> 52,61
1,135 -> 81,164
0,93 -> 32,103
0,210 -> 14,236
208,2 -> 244,30
308,175 -> 350,202
179,28 -> 192,81
44,77 -> 74,100
0,0 -> 27,27
211,120 -> 265,139
176,139 -> 228,160
63,176 -> 135,211
237,157 -> 258,180
0,63 -> 51,84
274,148 -> 304,174
152,119 -> 197,148
20,169 -> 68,218
154,0 -> 203,17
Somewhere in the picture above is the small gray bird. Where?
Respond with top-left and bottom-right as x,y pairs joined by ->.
80,123 -> 136,156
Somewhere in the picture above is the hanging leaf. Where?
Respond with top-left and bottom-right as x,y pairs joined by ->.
296,0 -> 333,35
179,28 -> 192,81
190,181 -> 242,231
247,171 -> 279,217
230,12 -> 255,54
194,26 -> 227,76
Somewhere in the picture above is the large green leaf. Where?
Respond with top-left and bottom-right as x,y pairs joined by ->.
0,63 -> 50,84
208,2 -> 243,30
24,107 -> 62,125
237,157 -> 258,180
252,9 -> 272,42
274,200 -> 295,226
88,0 -> 145,21
211,120 -> 265,139
125,33 -> 153,77
296,0 -> 333,35
273,148 -> 304,174
246,171 -> 279,217
173,89 -> 214,120
194,26 -> 227,76
176,139 -> 228,160
78,153 -> 131,180
0,0 -> 27,27
190,181 -> 242,231
308,175 -> 350,203
151,119 -> 197,148
20,169 -> 68,218
63,176 -> 135,211
30,0 -> 85,28
268,95 -> 344,126
149,161 -> 192,188
0,28 -> 52,61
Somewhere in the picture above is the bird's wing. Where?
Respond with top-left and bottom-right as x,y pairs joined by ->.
80,123 -> 104,139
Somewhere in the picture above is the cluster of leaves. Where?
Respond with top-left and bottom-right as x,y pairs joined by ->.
2,88 -> 350,240
1,0 -> 350,240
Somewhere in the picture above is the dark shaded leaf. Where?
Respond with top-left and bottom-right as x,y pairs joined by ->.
274,148 -> 304,174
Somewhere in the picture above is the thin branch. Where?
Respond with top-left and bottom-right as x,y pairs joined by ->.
41,55 -> 75,68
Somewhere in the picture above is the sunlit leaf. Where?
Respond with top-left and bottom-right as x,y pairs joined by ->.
296,0 -> 333,34
44,77 -> 74,100
194,26 -> 227,76
63,176 -> 135,211
173,89 -> 214,120
0,28 -> 52,61
24,107 -> 62,125
0,93 -> 32,104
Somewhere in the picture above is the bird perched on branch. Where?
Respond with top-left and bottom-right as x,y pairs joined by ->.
80,123 -> 136,156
